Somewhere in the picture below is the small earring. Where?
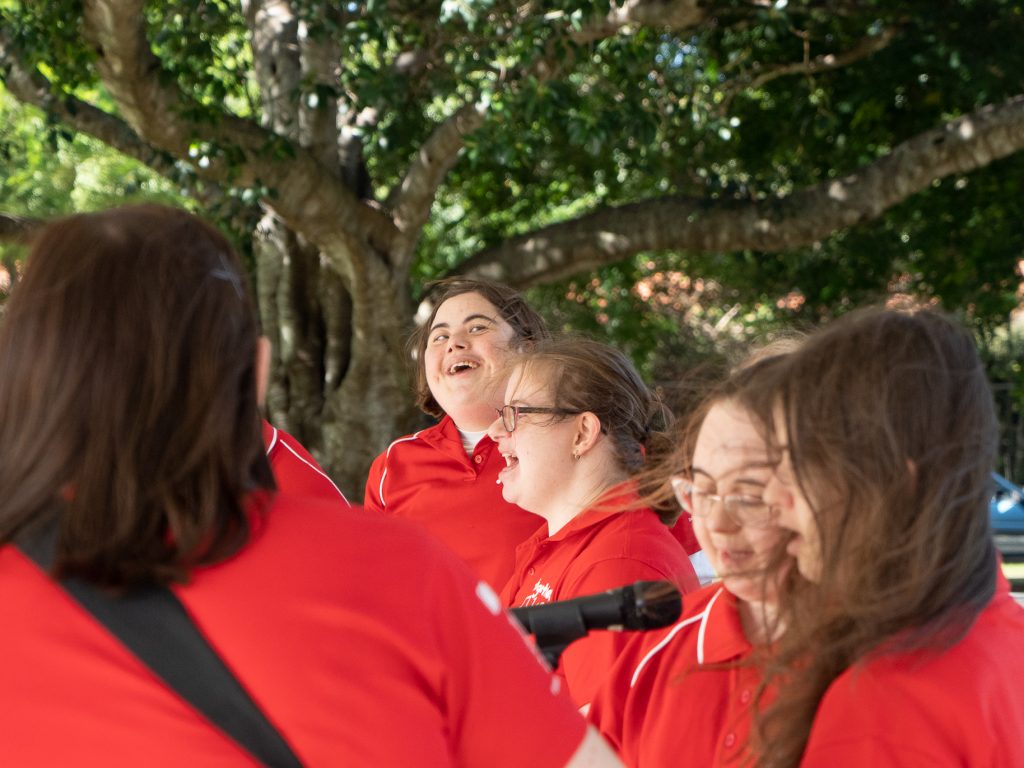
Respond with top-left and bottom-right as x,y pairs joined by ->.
572,450 -> 581,461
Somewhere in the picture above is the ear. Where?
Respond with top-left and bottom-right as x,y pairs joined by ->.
511,338 -> 535,355
255,335 -> 272,408
572,411 -> 603,457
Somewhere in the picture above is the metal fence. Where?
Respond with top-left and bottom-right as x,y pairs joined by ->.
993,381 -> 1024,483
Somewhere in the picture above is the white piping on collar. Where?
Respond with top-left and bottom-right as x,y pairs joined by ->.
629,586 -> 725,688
378,431 -> 424,508
264,426 -> 279,455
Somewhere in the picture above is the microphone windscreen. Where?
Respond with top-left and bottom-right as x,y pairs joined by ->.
626,581 -> 682,630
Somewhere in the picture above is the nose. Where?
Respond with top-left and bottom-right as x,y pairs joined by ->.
704,497 -> 741,533
762,473 -> 791,518
446,328 -> 469,352
486,410 -> 509,442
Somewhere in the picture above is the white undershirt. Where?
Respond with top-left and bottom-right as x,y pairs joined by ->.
458,428 -> 487,455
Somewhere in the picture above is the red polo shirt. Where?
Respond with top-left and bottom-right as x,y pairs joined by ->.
0,496 -> 586,766
502,493 -> 699,707
800,573 -> 1024,766
668,513 -> 701,555
588,582 -> 765,766
364,415 -> 544,589
262,421 -> 348,504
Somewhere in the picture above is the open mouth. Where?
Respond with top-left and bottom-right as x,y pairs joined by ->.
717,548 -> 755,571
447,360 -> 480,375
496,452 -> 518,487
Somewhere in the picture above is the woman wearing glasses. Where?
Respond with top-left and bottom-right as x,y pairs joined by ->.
364,278 -> 551,590
487,338 -> 700,709
587,352 -> 789,766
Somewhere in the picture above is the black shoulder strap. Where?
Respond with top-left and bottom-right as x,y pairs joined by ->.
16,523 -> 303,768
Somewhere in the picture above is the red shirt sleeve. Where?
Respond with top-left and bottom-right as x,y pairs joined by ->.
263,423 -> 348,504
669,514 -> 701,555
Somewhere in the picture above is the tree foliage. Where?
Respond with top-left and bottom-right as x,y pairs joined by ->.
1,0 -> 1023,493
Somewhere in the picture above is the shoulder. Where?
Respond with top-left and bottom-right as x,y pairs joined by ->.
807,593 -> 1024,764
263,424 -> 347,504
371,418 -> 453,465
258,495 -> 466,588
570,509 -> 688,575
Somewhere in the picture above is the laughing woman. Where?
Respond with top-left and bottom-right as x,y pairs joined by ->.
487,338 -> 700,709
756,307 -> 1024,767
364,278 -> 550,590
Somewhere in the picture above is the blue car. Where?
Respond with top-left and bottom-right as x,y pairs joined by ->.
992,473 -> 1024,534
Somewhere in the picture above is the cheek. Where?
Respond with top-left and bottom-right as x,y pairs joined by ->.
481,338 -> 512,368
791,496 -> 819,539
691,516 -> 715,554
745,526 -> 784,559
423,346 -> 443,373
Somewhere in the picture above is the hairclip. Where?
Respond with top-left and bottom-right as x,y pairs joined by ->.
210,251 -> 243,299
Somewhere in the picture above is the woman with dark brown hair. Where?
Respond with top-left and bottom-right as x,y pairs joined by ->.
756,307 -> 1024,766
0,205 -> 620,767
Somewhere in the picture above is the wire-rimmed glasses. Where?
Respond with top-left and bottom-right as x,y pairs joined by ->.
670,476 -> 777,528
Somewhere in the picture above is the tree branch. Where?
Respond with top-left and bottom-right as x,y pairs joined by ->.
386,101 -> 486,271
81,0 -> 396,259
570,0 -> 707,44
721,26 -> 898,107
0,26 -> 184,182
456,94 -> 1024,288
380,0 -> 715,253
0,212 -> 41,244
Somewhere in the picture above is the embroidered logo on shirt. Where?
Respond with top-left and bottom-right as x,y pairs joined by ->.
519,579 -> 553,606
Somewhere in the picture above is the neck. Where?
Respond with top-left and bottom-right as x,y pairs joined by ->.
737,597 -> 783,645
541,460 -> 629,536
447,404 -> 495,432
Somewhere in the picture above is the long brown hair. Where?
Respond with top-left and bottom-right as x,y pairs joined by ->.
0,204 -> 274,587
411,277 -> 550,418
753,306 -> 998,767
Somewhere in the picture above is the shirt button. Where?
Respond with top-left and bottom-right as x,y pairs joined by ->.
473,455 -> 483,464
528,567 -> 535,575
739,689 -> 752,704
723,733 -> 736,749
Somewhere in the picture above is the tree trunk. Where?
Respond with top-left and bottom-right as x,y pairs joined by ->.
318,243 -> 421,497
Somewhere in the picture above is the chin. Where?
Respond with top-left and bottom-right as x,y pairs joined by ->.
722,576 -> 765,604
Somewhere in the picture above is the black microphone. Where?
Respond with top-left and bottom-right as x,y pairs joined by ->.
509,581 -> 682,667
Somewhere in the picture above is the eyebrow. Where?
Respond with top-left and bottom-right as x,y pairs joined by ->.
429,313 -> 496,333
691,462 -> 776,485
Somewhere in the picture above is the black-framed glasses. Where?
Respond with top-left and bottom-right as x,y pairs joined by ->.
496,404 -> 584,433
670,476 -> 777,528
